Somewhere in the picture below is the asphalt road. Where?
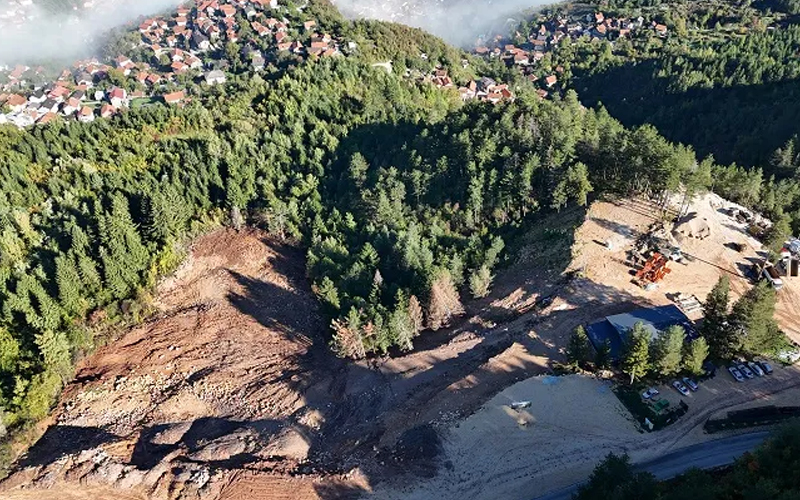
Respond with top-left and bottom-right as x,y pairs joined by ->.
533,430 -> 771,500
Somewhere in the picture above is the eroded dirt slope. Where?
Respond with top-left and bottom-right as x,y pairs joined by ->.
1,229 -> 360,499
2,227 -> 559,500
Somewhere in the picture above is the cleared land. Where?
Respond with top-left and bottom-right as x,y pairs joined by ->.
3,194 -> 800,500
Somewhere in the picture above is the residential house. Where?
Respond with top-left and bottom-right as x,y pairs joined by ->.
78,106 -> 95,123
163,90 -> 185,105
4,94 -> 27,112
204,69 -> 227,85
252,54 -> 265,71
108,87 -> 128,108
100,104 -> 115,118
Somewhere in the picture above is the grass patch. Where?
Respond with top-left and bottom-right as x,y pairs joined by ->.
131,97 -> 160,109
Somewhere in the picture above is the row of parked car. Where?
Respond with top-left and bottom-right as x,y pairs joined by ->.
728,360 -> 773,382
642,376 -> 700,400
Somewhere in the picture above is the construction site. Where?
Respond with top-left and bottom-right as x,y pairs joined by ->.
2,193 -> 800,500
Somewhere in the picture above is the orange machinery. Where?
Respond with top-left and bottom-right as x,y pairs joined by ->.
635,252 -> 672,283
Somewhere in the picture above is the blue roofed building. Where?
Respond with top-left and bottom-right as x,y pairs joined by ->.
585,305 -> 696,360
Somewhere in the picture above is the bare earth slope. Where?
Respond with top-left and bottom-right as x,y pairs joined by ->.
1,227 -> 562,500
4,195 -> 800,500
1,229 -> 367,499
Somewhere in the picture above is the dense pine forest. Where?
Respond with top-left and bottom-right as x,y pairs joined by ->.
0,2 -> 720,434
516,0 -> 800,232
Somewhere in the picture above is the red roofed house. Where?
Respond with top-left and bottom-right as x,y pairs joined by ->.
544,75 -> 557,88
108,87 -> 128,108
100,104 -> 115,118
37,112 -> 57,125
78,106 -> 95,123
5,94 -> 27,112
162,91 -> 185,105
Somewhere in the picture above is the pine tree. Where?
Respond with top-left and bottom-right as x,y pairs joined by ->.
408,295 -> 424,335
595,340 -> 612,370
652,325 -> 685,377
622,323 -> 651,384
427,270 -> 464,331
682,337 -> 709,375
55,254 -> 85,317
730,281 -> 784,356
389,295 -> 416,352
76,250 -> 103,296
0,327 -> 20,373
145,183 -> 189,244
331,307 -> 366,359
702,275 -> 738,359
567,325 -> 592,367
98,194 -> 149,299
468,265 -> 494,299
34,330 -> 71,377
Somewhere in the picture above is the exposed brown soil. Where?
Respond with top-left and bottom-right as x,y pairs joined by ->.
4,194 -> 800,500
0,227 -> 574,500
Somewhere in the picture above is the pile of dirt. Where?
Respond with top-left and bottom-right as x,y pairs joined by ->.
1,229 -> 357,500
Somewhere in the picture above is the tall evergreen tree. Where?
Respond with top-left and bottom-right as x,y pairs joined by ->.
55,254 -> 85,317
652,325 -> 686,377
682,337 -> 709,375
702,275 -> 738,359
730,282 -> 784,355
567,325 -> 592,367
622,322 -> 651,384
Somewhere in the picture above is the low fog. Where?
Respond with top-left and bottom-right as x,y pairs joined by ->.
0,0 -> 181,65
332,0 -> 542,47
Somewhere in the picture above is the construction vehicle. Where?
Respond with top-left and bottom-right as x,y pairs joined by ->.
635,252 -> 672,284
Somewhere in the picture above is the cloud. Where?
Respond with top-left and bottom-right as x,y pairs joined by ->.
331,0 -> 541,47
0,0 -> 181,65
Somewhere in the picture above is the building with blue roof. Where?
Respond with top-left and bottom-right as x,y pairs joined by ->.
585,304 -> 696,360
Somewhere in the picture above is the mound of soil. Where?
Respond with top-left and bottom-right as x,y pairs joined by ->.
1,229 -> 357,499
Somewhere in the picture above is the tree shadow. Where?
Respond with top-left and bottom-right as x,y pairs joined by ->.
17,425 -> 119,468
576,61 -> 800,169
226,269 -> 320,344
589,216 -> 639,239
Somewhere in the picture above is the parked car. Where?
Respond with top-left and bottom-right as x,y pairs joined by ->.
748,361 -> 765,377
642,387 -> 660,400
738,363 -> 755,379
672,380 -> 691,397
760,361 -> 774,374
728,366 -> 745,382
682,377 -> 699,391
702,360 -> 717,378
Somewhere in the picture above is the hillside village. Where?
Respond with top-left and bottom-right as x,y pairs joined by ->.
473,10 -> 669,98
0,0 -> 518,128
0,0 -> 346,127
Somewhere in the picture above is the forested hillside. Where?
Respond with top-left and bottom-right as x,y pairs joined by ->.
0,0 -> 728,440
510,0 -> 800,233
